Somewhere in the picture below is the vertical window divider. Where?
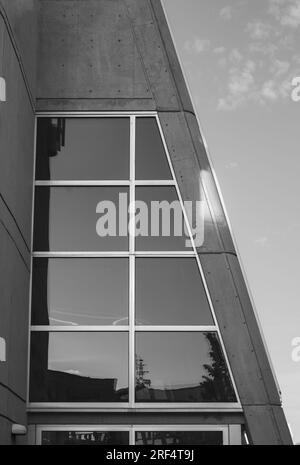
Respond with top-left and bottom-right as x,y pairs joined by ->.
129,115 -> 136,407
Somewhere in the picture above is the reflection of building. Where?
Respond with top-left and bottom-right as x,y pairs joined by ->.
0,0 -> 292,445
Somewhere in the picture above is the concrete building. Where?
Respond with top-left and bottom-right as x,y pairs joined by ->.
0,0 -> 292,445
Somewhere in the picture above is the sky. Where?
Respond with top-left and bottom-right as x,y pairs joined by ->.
163,0 -> 300,443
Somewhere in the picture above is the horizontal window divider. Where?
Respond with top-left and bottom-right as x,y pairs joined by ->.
28,403 -> 242,411
30,326 -> 130,332
36,112 -> 158,117
35,180 -> 131,186
32,251 -> 197,258
135,180 -> 176,186
134,326 -> 217,331
35,180 -> 176,186
133,426 -> 229,432
37,426 -> 133,432
30,325 -> 217,332
134,251 -> 196,257
32,252 -> 131,257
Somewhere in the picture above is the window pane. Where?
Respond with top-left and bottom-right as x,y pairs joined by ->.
135,258 -> 213,325
36,118 -> 130,180
42,431 -> 129,445
135,431 -> 223,445
135,187 -> 192,251
33,187 -> 129,251
136,118 -> 172,180
30,332 -> 128,402
135,332 -> 236,403
31,258 -> 129,326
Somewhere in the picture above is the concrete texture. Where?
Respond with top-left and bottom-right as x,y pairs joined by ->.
0,0 -> 37,445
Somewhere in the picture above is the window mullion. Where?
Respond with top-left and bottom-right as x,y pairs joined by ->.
129,115 -> 136,407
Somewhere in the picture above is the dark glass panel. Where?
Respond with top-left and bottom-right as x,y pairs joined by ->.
136,118 -> 172,180
135,332 -> 236,403
135,187 -> 192,251
36,118 -> 130,180
31,258 -> 129,326
30,332 -> 128,402
135,258 -> 213,325
42,431 -> 129,445
33,187 -> 129,251
135,431 -> 223,445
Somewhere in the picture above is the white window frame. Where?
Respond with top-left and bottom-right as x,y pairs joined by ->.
36,424 -> 235,445
28,112 -> 241,412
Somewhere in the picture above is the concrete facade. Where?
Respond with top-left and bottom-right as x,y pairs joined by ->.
0,0 -> 292,444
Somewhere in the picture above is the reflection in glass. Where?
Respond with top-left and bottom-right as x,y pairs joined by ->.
36,118 -> 130,180
135,431 -> 223,445
135,332 -> 236,403
135,258 -> 213,325
136,118 -> 172,180
135,187 -> 192,251
42,431 -> 129,445
33,187 -> 129,251
31,258 -> 129,326
30,332 -> 128,402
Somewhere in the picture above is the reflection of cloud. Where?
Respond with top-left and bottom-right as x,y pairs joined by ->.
220,6 -> 232,21
64,369 -> 81,376
184,37 -> 210,54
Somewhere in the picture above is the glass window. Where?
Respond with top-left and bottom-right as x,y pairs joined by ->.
33,186 -> 129,251
135,187 -> 192,251
135,258 -> 213,325
41,431 -> 129,445
135,431 -> 223,445
30,332 -> 129,402
31,258 -> 129,326
136,118 -> 172,180
135,332 -> 236,403
36,118 -> 130,180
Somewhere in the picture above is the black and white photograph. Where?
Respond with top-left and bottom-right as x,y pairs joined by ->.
0,0 -> 299,448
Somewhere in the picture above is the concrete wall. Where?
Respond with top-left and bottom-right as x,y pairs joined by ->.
0,0 -> 37,445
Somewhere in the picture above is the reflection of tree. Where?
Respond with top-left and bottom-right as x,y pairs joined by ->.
135,355 -> 151,388
200,332 -> 236,402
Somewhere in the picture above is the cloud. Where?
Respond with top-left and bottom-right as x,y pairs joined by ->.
218,59 -> 257,110
213,46 -> 226,54
220,6 -> 232,21
226,161 -> 239,169
229,48 -> 243,63
184,38 -> 210,54
254,236 -> 269,247
269,0 -> 300,28
246,21 -> 272,39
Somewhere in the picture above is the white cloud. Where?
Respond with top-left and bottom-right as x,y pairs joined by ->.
218,60 -> 257,110
254,236 -> 269,247
271,59 -> 290,76
229,48 -> 243,63
226,161 -> 239,169
184,38 -> 210,54
213,46 -> 226,54
261,80 -> 279,100
269,0 -> 300,28
229,61 -> 256,95
248,42 -> 278,56
220,6 -> 232,21
246,21 -> 272,39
